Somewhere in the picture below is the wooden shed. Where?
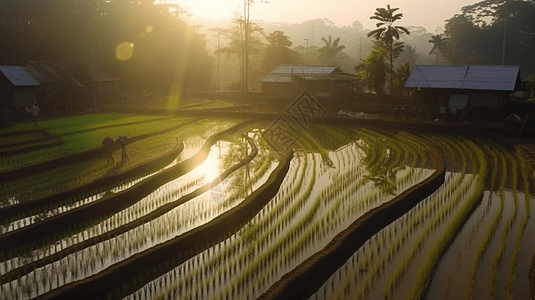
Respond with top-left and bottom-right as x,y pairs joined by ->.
261,65 -> 356,102
0,66 -> 40,109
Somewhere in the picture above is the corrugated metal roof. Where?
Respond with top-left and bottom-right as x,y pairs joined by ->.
405,65 -> 520,91
261,75 -> 293,83
269,64 -> 340,75
262,65 -> 356,83
0,66 -> 40,86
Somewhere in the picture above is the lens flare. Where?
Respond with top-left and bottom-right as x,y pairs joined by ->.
146,26 -> 153,33
115,42 -> 134,61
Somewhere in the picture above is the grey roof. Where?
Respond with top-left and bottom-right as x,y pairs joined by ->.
262,64 -> 355,83
261,74 -> 293,83
24,63 -> 84,87
269,65 -> 341,75
405,65 -> 520,91
0,66 -> 40,86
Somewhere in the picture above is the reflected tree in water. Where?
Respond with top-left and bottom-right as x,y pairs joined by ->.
357,134 -> 406,195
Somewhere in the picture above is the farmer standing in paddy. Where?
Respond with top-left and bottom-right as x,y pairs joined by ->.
32,102 -> 40,126
116,135 -> 129,162
102,136 -> 115,164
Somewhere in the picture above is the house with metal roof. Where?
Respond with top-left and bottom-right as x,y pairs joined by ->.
0,66 -> 40,109
405,65 -> 521,109
261,65 -> 356,102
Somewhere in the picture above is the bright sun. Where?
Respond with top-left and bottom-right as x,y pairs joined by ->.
181,0 -> 233,20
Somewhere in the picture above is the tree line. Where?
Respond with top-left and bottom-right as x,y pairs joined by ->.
1,0 -> 533,100
0,0 -> 213,95
218,1 -> 535,96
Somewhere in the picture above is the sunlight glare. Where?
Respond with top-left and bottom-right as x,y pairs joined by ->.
166,85 -> 182,109
198,153 -> 222,183
181,0 -> 233,20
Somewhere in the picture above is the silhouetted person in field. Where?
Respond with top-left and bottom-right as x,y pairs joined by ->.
32,102 -> 39,126
102,136 -> 115,164
116,135 -> 129,162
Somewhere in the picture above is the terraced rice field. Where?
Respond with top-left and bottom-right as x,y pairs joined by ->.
0,113 -> 534,300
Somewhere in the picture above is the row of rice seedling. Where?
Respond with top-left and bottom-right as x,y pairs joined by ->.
1,114 -> 170,135
123,139 -> 310,300
126,126 -> 433,300
0,136 -> 62,153
489,152 -> 518,297
0,116 -> 194,171
74,138 -> 267,241
238,128 -> 431,300
0,129 -> 179,206
0,131 -> 261,278
0,131 -> 50,147
184,100 -> 233,110
1,117 -> 224,204
425,140 -> 534,300
307,133 -> 474,300
0,131 -> 275,299
505,161 -> 531,299
406,136 -> 487,299
0,119 -> 236,232
3,120 -> 243,268
387,135 -> 473,294
466,147 -> 501,299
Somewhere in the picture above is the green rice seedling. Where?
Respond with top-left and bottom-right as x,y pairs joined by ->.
407,138 -> 487,300
488,152 -> 519,297
504,159 -> 531,299
218,131 -> 428,298
383,136 -> 469,297
124,126 -> 428,300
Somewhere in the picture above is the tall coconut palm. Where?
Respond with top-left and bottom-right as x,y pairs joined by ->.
429,34 -> 448,65
367,4 -> 410,93
317,35 -> 346,65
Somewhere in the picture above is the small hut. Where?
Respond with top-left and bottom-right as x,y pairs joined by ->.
261,65 -> 356,103
405,65 -> 521,110
0,66 -> 40,110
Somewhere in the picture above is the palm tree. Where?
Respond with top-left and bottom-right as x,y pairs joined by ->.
429,34 -> 448,65
367,4 -> 410,93
317,35 -> 346,65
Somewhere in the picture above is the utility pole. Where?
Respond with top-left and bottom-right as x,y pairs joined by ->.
243,0 -> 249,104
215,32 -> 221,91
502,0 -> 508,65
304,38 -> 309,65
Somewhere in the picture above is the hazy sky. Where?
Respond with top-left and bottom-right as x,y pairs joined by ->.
181,0 -> 480,33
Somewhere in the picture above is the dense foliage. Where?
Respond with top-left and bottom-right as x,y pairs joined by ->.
0,0 -> 213,93
444,0 -> 535,74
